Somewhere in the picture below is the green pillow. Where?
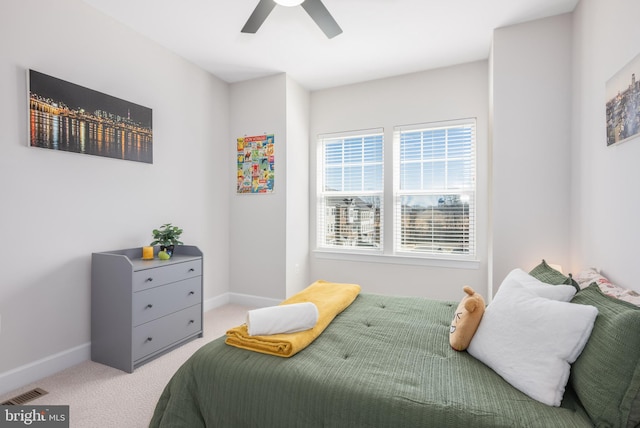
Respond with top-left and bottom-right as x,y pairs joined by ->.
570,284 -> 640,427
529,259 -> 579,291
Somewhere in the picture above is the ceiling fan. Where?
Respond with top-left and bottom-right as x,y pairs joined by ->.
241,0 -> 343,39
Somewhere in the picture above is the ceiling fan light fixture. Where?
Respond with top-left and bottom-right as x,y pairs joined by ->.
274,0 -> 304,7
242,0 -> 341,39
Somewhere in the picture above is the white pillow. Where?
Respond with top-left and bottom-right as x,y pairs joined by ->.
467,275 -> 598,406
504,268 -> 577,301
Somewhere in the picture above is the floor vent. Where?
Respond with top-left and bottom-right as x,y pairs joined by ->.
1,388 -> 48,405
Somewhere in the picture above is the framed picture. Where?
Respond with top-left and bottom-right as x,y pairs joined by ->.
28,69 -> 153,163
236,134 -> 275,193
605,53 -> 640,147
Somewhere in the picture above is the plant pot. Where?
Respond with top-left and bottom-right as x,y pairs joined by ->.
160,245 -> 175,257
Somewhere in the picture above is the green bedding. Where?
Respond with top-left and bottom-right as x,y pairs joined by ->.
150,294 -> 593,427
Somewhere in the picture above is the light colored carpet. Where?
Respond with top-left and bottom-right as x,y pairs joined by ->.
0,304 -> 251,428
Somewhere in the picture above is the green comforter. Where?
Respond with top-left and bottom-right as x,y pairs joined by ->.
150,294 -> 593,427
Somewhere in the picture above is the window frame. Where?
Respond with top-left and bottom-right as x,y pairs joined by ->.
393,118 -> 477,261
316,128 -> 384,254
314,118 -> 478,266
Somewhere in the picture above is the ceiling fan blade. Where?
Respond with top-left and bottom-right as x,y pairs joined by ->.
301,0 -> 342,39
241,0 -> 277,34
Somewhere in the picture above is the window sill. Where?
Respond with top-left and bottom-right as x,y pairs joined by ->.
312,249 -> 480,269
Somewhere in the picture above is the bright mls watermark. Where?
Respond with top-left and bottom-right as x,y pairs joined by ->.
0,406 -> 69,427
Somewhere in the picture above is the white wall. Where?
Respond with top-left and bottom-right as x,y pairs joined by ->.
229,74 -> 287,301
228,74 -> 311,301
285,76 -> 311,297
0,0 -> 230,391
571,0 -> 640,290
309,61 -> 489,301
490,14 -> 573,293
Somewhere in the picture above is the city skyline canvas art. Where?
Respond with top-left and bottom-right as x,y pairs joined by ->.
28,69 -> 153,163
606,53 -> 640,147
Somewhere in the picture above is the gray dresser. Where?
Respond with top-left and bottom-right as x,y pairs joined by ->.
91,245 -> 203,373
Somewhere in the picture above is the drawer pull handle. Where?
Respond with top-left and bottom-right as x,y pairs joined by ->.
188,291 -> 195,295
146,337 -> 153,342
146,278 -> 153,282
188,268 -> 195,272
188,320 -> 194,324
146,304 -> 153,309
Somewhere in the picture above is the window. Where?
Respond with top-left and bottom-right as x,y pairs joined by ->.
316,119 -> 476,262
394,119 -> 476,258
317,129 -> 383,251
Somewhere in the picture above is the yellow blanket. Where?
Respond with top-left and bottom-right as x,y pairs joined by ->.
225,280 -> 361,357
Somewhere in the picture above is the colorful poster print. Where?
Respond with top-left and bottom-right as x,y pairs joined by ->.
237,134 -> 274,193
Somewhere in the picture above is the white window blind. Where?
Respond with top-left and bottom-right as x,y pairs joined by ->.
394,119 -> 476,258
317,129 -> 383,250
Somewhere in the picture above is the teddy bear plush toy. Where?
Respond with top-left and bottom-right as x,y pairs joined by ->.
449,285 -> 486,351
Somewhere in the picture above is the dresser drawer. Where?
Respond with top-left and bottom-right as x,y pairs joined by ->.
132,276 -> 202,327
132,259 -> 201,292
132,304 -> 202,362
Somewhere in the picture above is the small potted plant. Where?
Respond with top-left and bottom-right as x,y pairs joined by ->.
150,223 -> 183,258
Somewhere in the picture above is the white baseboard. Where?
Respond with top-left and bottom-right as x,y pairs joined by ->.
203,293 -> 231,312
0,292 -> 278,397
205,291 -> 280,309
227,292 -> 281,308
0,343 -> 90,397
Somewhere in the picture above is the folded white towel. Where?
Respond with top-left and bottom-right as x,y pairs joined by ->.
246,302 -> 319,336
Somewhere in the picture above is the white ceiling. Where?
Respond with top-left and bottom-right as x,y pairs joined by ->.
81,0 -> 579,91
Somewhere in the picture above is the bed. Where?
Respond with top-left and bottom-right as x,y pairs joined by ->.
150,270 -> 640,428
